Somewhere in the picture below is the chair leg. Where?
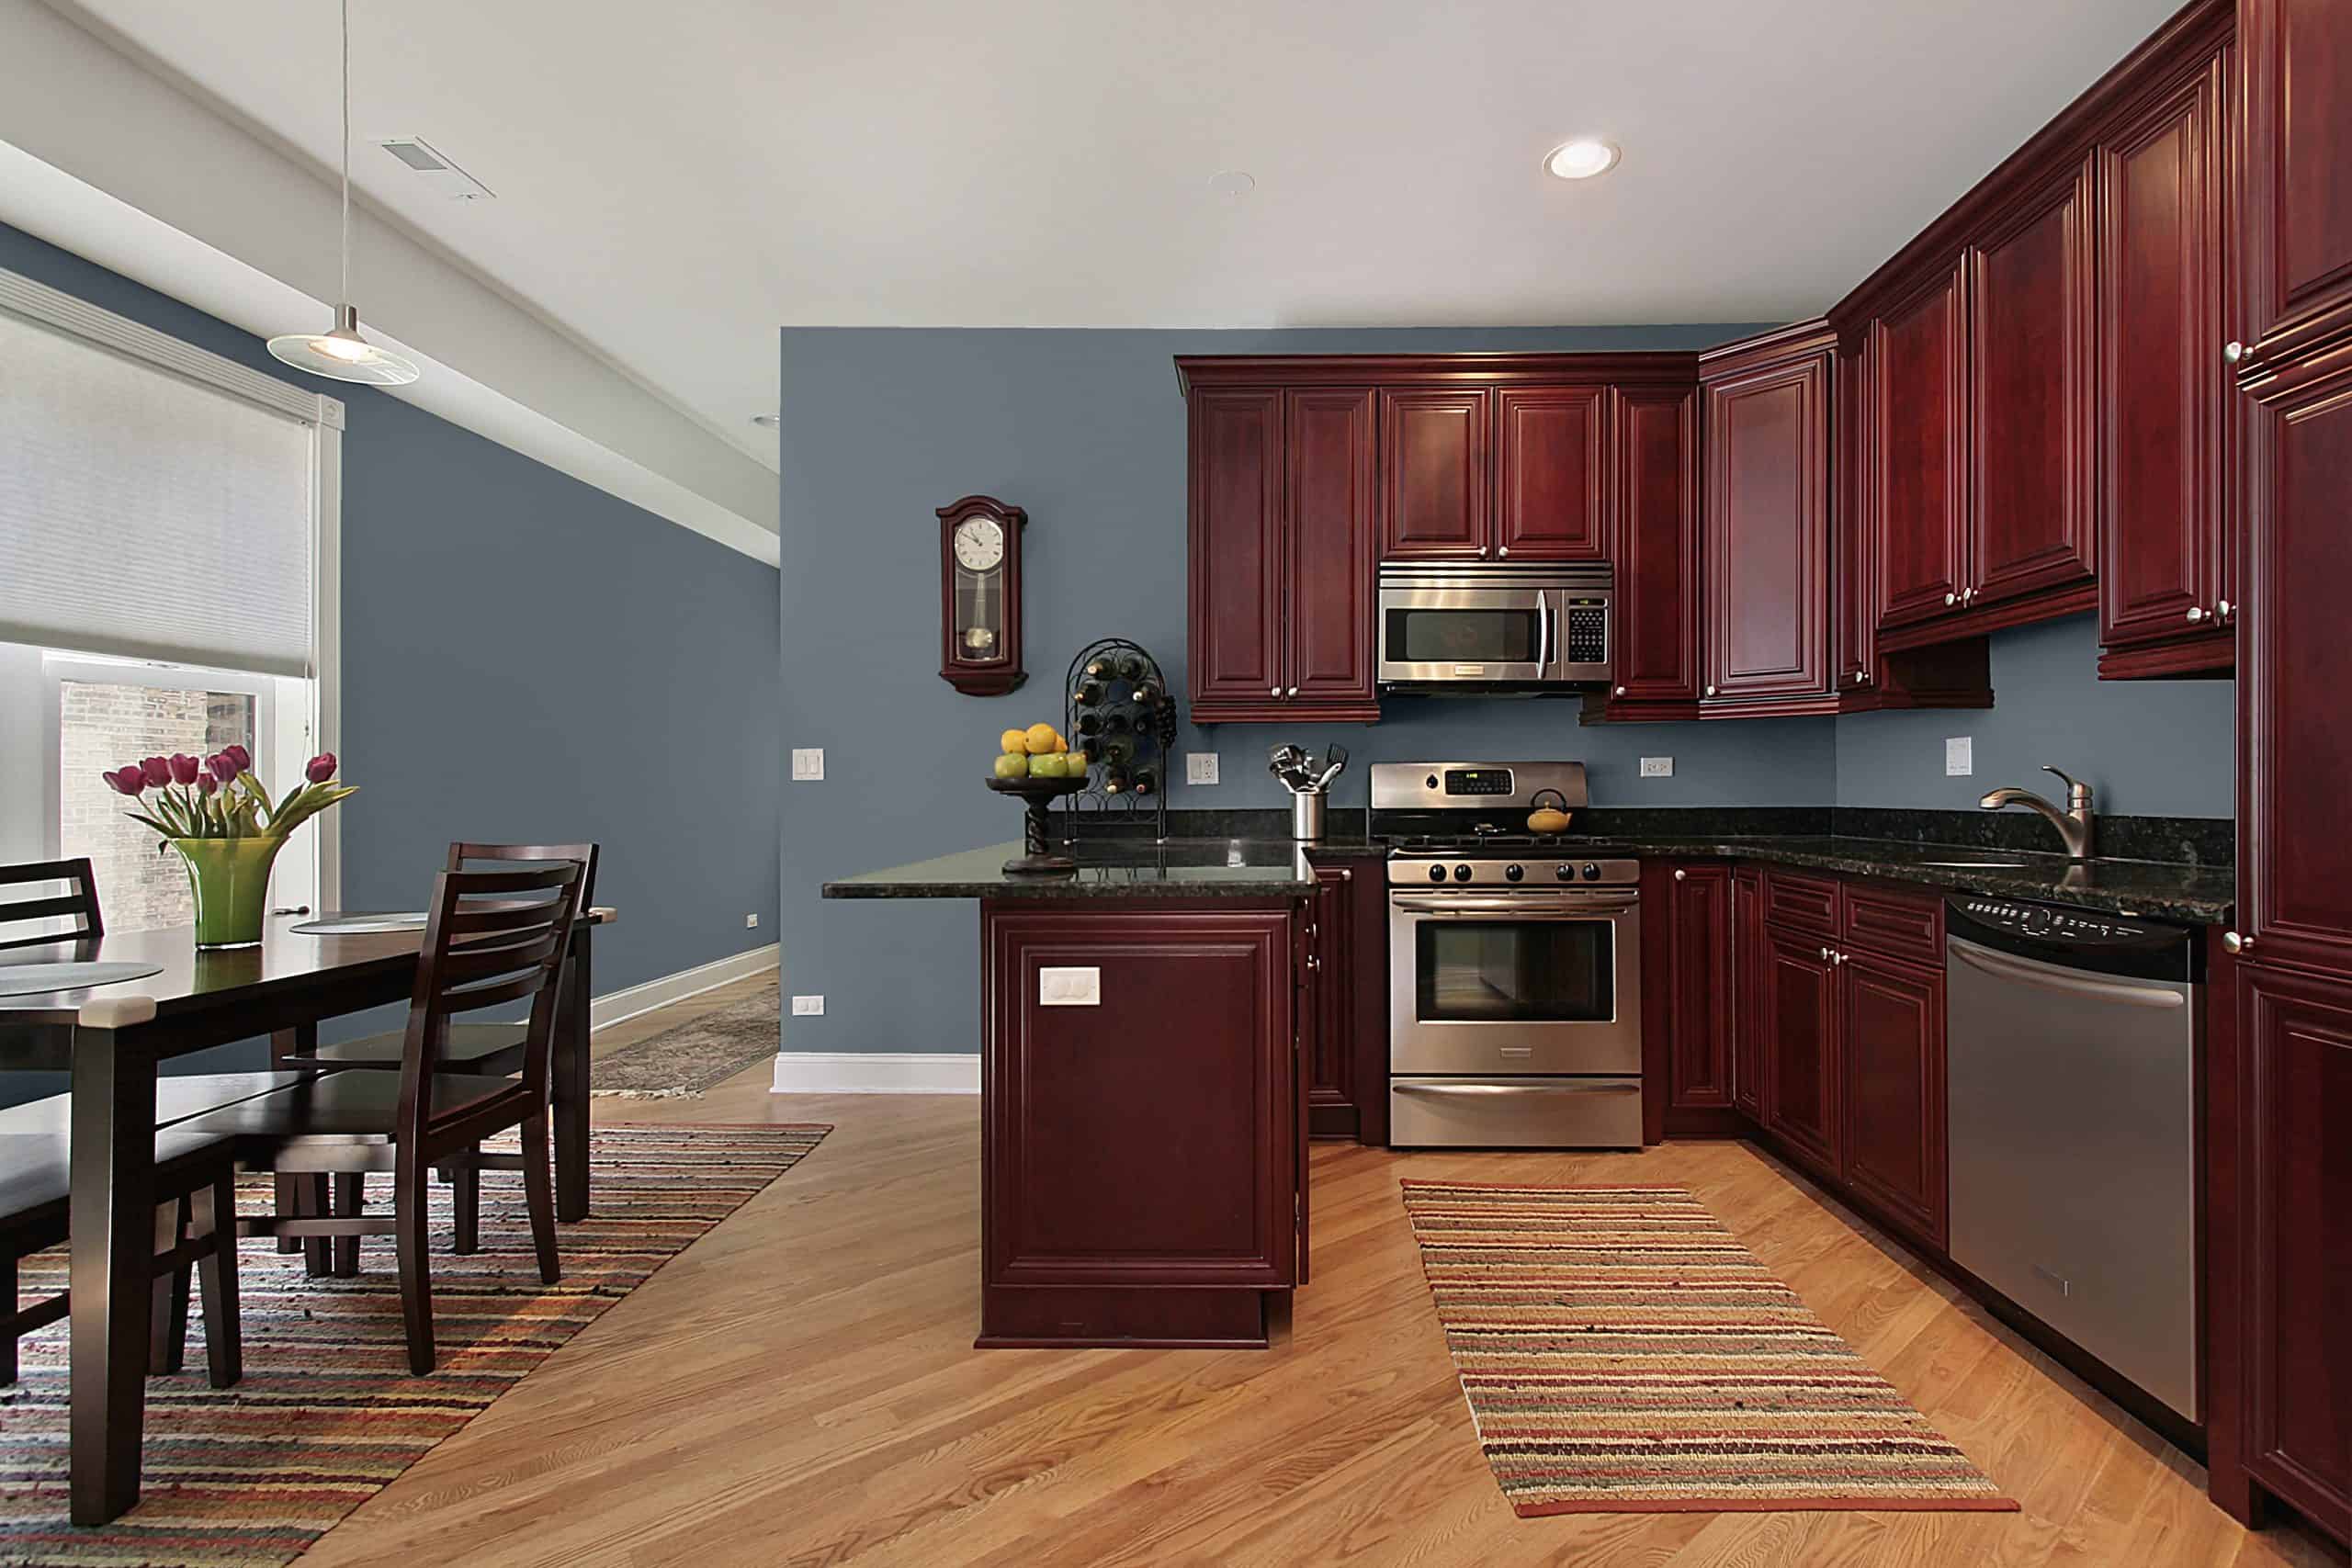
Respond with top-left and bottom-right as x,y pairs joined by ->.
274,1176 -> 303,1254
192,1171 -> 242,1389
300,1174 -> 332,1277
332,1174 -> 364,1278
392,1151 -> 436,1376
451,1152 -> 480,1256
2,1249 -> 17,1386
151,1197 -> 189,1376
521,1111 -> 560,1286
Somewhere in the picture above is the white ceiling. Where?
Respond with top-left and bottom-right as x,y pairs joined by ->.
51,0 -> 2185,463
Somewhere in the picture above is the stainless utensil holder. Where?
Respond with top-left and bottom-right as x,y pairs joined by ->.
1291,791 -> 1327,841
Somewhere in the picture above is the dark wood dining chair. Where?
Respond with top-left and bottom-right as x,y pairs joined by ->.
0,857 -> 104,949
176,861 -> 586,1374
279,842 -> 598,1251
2,1128 -> 242,1389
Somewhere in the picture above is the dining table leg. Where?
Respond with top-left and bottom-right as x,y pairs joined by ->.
554,926 -> 592,1222
68,1023 -> 158,1526
269,1024 -> 314,1253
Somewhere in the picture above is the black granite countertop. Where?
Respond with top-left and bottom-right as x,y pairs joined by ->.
824,830 -> 2233,921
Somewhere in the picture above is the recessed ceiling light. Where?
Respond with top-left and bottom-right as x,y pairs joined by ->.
751,413 -> 779,429
1544,139 -> 1621,180
1207,170 -> 1256,197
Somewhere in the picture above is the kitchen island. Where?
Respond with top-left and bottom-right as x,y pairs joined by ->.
825,835 -> 1329,1348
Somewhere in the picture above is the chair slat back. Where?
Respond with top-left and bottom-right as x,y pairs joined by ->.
0,859 -> 103,951
396,862 -> 584,1141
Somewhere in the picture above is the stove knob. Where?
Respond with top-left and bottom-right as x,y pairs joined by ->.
1453,863 -> 1475,883
1428,863 -> 1448,884
1505,864 -> 1524,883
1555,864 -> 1575,881
1581,863 -> 1601,881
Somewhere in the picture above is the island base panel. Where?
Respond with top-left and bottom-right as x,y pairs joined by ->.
978,1285 -> 1275,1349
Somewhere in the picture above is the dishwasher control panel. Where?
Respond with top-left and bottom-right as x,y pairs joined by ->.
1953,898 -> 2161,944
1947,896 -> 2199,983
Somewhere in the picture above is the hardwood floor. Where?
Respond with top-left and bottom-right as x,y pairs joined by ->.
292,1015 -> 2341,1567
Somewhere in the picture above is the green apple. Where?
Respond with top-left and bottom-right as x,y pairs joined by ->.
994,753 -> 1028,781
1028,753 -> 1064,778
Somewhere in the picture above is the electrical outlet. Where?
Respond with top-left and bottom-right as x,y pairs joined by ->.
1039,966 -> 1101,1007
1640,756 -> 1674,778
1185,752 -> 1220,785
745,913 -> 759,929
1945,737 -> 1973,777
790,748 -> 824,781
791,995 -> 824,1016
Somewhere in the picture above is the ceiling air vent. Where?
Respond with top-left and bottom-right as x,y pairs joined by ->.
374,137 -> 494,201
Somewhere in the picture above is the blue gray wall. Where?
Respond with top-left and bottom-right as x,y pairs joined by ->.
0,220 -> 779,1097
1834,614 -> 2234,816
780,327 -> 2237,1059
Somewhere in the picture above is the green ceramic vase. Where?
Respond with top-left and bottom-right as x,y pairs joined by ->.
171,837 -> 286,949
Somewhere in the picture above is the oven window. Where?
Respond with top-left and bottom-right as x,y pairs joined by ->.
1415,919 -> 1614,1023
1386,607 -> 1540,664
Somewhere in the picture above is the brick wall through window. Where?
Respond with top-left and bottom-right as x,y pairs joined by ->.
58,681 -> 255,933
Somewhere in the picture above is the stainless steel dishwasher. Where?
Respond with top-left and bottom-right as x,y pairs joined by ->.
1944,894 -> 2201,1421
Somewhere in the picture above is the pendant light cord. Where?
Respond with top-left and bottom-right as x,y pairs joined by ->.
339,0 -> 350,307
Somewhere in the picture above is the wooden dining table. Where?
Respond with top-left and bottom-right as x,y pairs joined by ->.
0,906 -> 613,1525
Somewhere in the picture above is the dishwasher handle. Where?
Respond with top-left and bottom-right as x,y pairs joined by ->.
1948,935 -> 2186,1010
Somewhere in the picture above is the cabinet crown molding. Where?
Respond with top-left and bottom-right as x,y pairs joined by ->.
1174,352 -> 1700,395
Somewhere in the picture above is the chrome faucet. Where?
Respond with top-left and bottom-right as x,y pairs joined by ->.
1980,765 -> 2097,860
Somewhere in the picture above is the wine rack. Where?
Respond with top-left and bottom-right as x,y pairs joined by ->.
1060,637 -> 1177,844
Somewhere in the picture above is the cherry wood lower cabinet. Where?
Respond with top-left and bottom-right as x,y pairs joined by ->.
1760,927 -> 1843,1180
1302,850 -> 1391,1145
978,900 -> 1306,1348
1653,862 -> 1739,1137
1731,866 -> 1765,1121
1838,949 -> 1949,1249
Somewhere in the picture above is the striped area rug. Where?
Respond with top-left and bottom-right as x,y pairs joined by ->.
1,1122 -> 829,1566
1400,1180 -> 2018,1517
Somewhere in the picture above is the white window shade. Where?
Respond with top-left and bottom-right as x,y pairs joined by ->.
0,307 -> 316,676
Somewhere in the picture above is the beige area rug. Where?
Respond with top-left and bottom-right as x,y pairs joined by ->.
1400,1180 -> 2018,1517
593,978 -> 779,1098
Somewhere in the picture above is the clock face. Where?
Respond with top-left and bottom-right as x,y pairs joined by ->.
953,516 -> 1005,571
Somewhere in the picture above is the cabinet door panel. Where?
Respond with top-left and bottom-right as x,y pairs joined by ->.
1839,952 -> 1948,1247
1763,929 -> 1841,1178
1379,389 -> 1489,559
2100,64 -> 2230,651
2244,387 -> 2352,972
2243,0 -> 2352,350
1668,863 -> 1735,1109
1287,389 -> 1377,708
1972,161 -> 2097,607
1610,385 -> 1702,705
1496,386 -> 1606,559
2236,966 -> 2352,1530
1705,353 -> 1833,701
1306,864 -> 1356,1134
1871,262 -> 1970,628
1732,867 -> 1764,1120
1187,389 -> 1286,713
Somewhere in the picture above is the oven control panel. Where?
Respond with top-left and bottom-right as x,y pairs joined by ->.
1389,857 -> 1641,889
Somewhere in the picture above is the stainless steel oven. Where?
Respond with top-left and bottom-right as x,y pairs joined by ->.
1376,563 -> 1611,692
1385,852 -> 1642,1148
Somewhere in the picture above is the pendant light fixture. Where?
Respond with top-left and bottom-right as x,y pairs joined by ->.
267,0 -> 420,386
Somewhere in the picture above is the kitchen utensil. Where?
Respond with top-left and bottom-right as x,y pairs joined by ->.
1313,743 -> 1349,792
1526,787 -> 1573,835
1292,792 -> 1327,841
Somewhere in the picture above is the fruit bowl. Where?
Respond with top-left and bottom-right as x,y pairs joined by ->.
987,774 -> 1089,874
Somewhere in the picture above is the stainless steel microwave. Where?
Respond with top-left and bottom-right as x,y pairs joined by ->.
1375,563 -> 1612,693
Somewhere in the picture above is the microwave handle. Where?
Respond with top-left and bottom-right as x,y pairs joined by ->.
1538,593 -> 1555,673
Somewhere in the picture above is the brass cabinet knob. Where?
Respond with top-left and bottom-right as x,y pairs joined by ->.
2223,931 -> 2250,955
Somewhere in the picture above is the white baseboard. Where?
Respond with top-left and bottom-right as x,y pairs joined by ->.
772,1052 -> 979,1095
590,942 -> 777,1034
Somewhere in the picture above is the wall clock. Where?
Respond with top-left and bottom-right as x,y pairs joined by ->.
937,494 -> 1028,695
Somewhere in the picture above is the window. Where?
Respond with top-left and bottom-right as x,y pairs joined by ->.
0,266 -> 342,930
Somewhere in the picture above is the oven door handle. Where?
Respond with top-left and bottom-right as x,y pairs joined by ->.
1393,1080 -> 1641,1097
1391,897 -> 1636,916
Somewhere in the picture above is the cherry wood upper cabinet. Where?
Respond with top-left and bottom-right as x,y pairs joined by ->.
2240,0 -> 2352,361
1604,385 -> 1702,713
1495,386 -> 1608,560
1286,389 -> 1379,710
2098,58 -> 2236,676
1970,159 -> 2098,611
1186,388 -> 1286,716
1378,389 -> 1489,560
1702,326 -> 1836,706
2233,965 -> 2352,1538
1870,260 -> 1971,629
1838,950 -> 1948,1249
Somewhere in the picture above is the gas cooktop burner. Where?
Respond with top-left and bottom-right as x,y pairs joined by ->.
1389,833 -> 1554,854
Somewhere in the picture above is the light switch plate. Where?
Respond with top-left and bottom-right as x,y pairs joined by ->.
1185,752 -> 1220,785
1640,756 -> 1674,778
1945,737 -> 1973,777
1039,966 -> 1101,1007
790,994 -> 824,1016
790,748 -> 824,781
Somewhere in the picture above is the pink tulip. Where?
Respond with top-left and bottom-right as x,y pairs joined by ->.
304,751 -> 338,784
103,765 -> 146,795
197,773 -> 219,796
139,755 -> 172,788
168,752 -> 201,786
220,743 -> 252,776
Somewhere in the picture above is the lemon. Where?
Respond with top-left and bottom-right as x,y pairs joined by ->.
1000,728 -> 1029,755
1024,722 -> 1058,753
1052,733 -> 1069,754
